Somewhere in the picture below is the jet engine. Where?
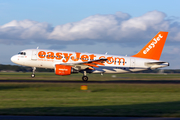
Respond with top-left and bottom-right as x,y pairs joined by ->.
55,64 -> 78,76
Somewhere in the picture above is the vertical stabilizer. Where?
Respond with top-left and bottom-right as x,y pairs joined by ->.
132,31 -> 168,60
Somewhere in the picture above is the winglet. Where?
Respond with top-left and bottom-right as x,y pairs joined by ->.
131,31 -> 168,60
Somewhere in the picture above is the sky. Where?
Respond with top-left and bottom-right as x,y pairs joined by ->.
0,0 -> 180,69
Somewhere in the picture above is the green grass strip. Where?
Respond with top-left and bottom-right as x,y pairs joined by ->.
0,83 -> 180,117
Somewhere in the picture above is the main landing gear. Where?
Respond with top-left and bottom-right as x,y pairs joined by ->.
82,71 -> 88,81
82,76 -> 88,81
31,67 -> 36,78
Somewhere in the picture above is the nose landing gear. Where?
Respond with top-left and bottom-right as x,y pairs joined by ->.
31,67 -> 36,78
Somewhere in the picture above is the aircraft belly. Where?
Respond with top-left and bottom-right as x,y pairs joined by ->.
103,69 -> 130,73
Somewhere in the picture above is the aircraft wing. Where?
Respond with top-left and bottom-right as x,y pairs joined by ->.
58,58 -> 107,70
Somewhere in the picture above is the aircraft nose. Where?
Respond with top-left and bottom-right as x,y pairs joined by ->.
11,55 -> 17,63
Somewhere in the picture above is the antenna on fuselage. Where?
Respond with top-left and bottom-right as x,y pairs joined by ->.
37,46 -> 39,49
105,52 -> 108,55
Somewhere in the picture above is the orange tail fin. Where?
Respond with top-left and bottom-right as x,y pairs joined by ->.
132,31 -> 168,60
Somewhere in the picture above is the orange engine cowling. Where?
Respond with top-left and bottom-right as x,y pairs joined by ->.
55,65 -> 72,76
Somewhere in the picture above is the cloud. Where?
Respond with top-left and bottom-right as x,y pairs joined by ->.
166,47 -> 180,55
49,12 -> 131,41
0,11 -> 180,45
0,20 -> 52,44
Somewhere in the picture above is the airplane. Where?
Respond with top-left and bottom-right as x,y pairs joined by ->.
11,31 -> 169,81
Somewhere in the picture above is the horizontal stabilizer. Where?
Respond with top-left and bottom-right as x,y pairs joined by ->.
145,61 -> 169,69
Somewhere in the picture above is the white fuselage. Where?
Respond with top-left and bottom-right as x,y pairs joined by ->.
11,49 -> 169,74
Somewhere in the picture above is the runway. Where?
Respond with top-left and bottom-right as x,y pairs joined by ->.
0,116 -> 180,120
0,79 -> 180,84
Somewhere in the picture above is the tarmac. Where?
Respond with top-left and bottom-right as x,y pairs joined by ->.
0,116 -> 180,120
0,79 -> 180,84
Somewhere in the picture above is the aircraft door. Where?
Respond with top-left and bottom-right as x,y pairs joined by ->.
31,50 -> 37,60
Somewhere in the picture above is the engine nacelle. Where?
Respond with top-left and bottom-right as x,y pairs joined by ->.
55,65 -> 78,76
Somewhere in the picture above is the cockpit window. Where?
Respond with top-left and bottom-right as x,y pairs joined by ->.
18,52 -> 26,55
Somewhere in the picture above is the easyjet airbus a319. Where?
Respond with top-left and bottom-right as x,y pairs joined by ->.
11,31 -> 169,81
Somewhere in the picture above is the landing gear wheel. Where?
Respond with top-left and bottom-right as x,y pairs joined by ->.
82,76 -> 88,81
31,74 -> 35,78
31,67 -> 36,78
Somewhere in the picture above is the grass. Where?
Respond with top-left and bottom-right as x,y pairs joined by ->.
0,82 -> 180,117
0,72 -> 180,80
